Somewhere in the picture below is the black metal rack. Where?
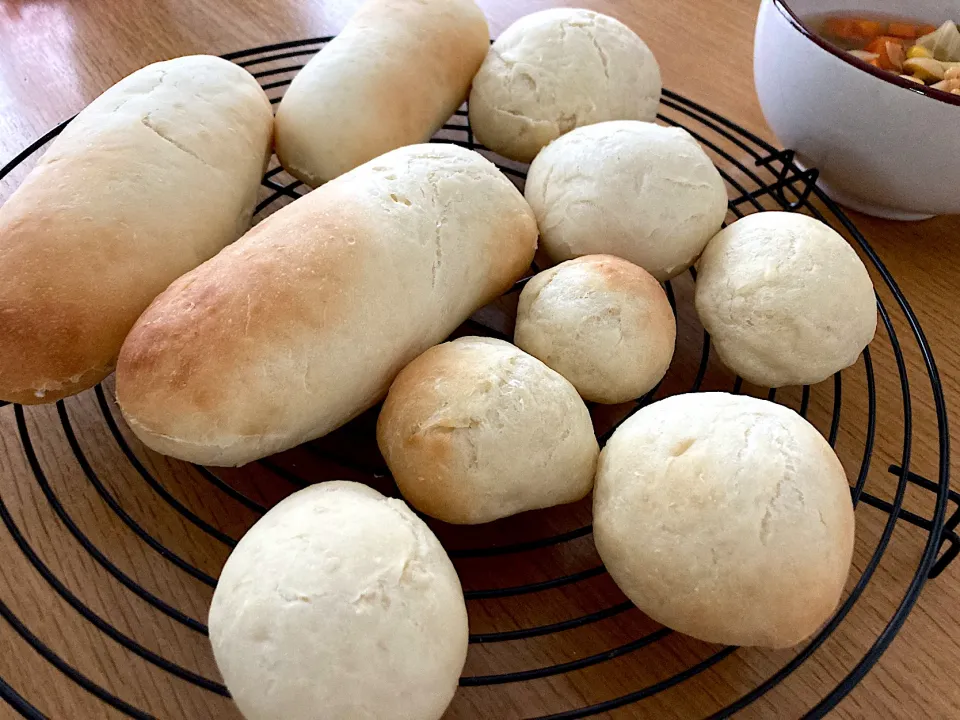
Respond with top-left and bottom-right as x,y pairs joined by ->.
0,37 -> 953,719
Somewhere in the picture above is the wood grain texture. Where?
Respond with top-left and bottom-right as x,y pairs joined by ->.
0,1 -> 957,718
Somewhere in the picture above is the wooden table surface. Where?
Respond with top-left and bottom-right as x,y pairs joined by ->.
0,0 -> 957,718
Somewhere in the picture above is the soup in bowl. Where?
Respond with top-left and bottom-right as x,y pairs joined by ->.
754,0 -> 960,220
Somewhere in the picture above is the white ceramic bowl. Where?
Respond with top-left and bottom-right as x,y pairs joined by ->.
754,0 -> 960,220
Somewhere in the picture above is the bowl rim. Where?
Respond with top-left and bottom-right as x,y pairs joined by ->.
771,0 -> 960,107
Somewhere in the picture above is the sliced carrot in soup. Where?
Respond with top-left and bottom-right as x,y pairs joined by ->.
823,17 -> 857,39
853,19 -> 885,39
887,22 -> 919,38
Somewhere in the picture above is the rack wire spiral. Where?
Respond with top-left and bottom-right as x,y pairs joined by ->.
0,37 -> 954,719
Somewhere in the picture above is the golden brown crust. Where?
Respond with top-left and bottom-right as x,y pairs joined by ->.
119,185 -> 369,440
575,254 -> 662,295
377,341 -> 491,523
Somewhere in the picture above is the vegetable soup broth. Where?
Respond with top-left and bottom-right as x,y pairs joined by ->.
805,12 -> 960,90
807,11 -> 940,50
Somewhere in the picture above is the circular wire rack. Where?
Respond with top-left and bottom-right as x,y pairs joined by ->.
0,37 -> 954,720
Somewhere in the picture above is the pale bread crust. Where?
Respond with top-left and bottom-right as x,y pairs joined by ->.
377,337 -> 599,524
594,392 -> 856,648
468,8 -> 661,163
0,55 -> 273,404
694,212 -> 877,387
514,255 -> 676,404
275,0 -> 490,186
116,145 -> 538,466
209,481 -> 468,720
524,121 -> 728,281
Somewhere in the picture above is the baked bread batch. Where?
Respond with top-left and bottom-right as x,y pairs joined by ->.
0,2 -> 880,719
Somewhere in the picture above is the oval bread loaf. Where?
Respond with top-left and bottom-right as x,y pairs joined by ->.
116,144 -> 538,467
377,337 -> 599,524
275,0 -> 490,186
0,56 -> 272,404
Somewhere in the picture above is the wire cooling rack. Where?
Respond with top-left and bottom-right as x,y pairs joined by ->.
0,37 -> 954,720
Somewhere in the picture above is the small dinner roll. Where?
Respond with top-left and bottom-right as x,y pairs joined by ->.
525,121 -> 728,280
209,482 -> 468,720
468,8 -> 661,163
377,337 -> 599,524
695,212 -> 877,387
594,393 -> 855,648
514,255 -> 675,404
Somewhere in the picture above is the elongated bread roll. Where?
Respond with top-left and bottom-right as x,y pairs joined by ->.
116,144 -> 537,466
0,56 -> 273,404
275,0 -> 490,186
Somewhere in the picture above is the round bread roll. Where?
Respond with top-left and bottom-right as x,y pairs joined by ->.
514,255 -> 675,404
377,336 -> 599,524
694,212 -> 877,388
209,481 -> 468,720
594,392 -> 855,648
468,8 -> 661,163
524,121 -> 728,280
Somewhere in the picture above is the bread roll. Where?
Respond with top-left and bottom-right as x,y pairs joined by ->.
116,144 -> 537,466
515,255 -> 675,404
524,120 -> 728,280
377,337 -> 598,524
209,481 -> 468,720
275,0 -> 489,186
594,392 -> 855,648
695,212 -> 877,387
0,56 -> 272,404
468,8 -> 661,163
